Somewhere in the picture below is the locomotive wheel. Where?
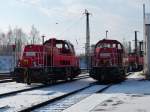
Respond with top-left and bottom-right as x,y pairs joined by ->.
49,80 -> 53,84
100,74 -> 105,82
13,68 -> 24,83
69,76 -> 73,81
16,79 -> 21,83
24,70 -> 31,85
27,78 -> 31,85
15,72 -> 21,83
26,73 -> 31,85
52,79 -> 56,84
65,67 -> 72,81
42,81 -> 49,85
24,76 -> 31,85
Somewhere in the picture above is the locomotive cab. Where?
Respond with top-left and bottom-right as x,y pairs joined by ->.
90,39 -> 126,83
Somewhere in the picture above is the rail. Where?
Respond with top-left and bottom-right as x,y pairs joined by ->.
19,83 -> 112,112
0,74 -> 89,99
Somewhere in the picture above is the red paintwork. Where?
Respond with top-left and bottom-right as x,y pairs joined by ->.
128,54 -> 144,66
18,38 -> 79,68
91,39 -> 125,67
18,45 -> 44,67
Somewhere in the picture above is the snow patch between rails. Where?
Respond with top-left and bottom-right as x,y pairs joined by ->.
18,90 -> 56,95
63,94 -> 116,112
34,85 -> 107,112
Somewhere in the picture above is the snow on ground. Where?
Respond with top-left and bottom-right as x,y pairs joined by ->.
0,73 -> 88,95
0,79 -> 12,82
64,72 -> 150,112
0,78 -> 95,112
90,94 -> 150,112
63,93 -> 116,112
34,85 -> 107,112
127,71 -> 144,79
0,82 -> 41,95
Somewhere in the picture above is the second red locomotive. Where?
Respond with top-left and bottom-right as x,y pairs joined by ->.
127,41 -> 144,72
13,38 -> 80,85
90,39 -> 126,82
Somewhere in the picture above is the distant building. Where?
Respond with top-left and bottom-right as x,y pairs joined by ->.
0,44 -> 24,73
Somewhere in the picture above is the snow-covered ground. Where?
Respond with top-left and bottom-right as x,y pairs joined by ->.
0,78 -> 96,112
0,82 -> 41,95
34,85 -> 107,112
0,72 -> 149,112
64,72 -> 150,112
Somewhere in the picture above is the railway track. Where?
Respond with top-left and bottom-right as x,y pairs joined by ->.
21,73 -> 134,112
19,82 -> 99,112
20,83 -> 112,112
29,73 -> 135,112
0,79 -> 13,83
0,74 -> 89,98
0,72 -> 134,111
0,72 -> 132,99
0,77 -> 94,112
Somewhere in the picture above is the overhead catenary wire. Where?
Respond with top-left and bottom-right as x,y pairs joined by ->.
56,14 -> 85,55
57,15 -> 85,39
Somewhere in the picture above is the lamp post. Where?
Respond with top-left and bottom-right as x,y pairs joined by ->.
42,35 -> 45,44
106,30 -> 108,39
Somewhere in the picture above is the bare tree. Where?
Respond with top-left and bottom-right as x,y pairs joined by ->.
0,33 -> 7,45
30,25 -> 41,44
7,27 -> 13,45
122,38 -> 129,55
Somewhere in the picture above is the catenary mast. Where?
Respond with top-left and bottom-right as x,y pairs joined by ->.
84,9 -> 91,70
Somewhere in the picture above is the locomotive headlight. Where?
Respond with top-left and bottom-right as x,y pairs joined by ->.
23,59 -> 28,64
103,60 -> 106,64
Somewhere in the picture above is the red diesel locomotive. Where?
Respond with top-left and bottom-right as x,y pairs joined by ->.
127,41 -> 144,72
13,38 -> 80,84
90,39 -> 126,82
128,53 -> 143,71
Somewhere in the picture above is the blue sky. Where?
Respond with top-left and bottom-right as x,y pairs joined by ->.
0,0 -> 150,53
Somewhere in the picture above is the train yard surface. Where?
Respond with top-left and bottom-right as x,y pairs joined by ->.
0,72 -> 150,112
64,72 -> 148,112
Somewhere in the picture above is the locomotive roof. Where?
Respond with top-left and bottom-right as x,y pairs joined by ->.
96,39 -> 123,46
44,38 -> 73,46
24,44 -> 43,49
